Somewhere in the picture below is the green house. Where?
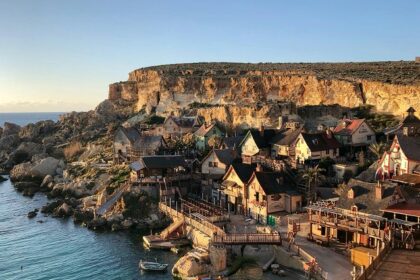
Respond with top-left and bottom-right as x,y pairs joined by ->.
194,123 -> 224,151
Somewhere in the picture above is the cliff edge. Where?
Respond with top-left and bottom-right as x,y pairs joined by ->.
108,61 -> 420,117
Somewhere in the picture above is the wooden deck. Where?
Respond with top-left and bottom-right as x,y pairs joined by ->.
369,250 -> 420,280
212,233 -> 282,245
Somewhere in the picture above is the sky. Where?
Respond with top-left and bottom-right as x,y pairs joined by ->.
0,0 -> 419,112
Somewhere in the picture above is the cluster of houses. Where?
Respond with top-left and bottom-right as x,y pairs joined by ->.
111,104 -> 420,228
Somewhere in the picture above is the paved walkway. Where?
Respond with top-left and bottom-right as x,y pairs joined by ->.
370,250 -> 420,280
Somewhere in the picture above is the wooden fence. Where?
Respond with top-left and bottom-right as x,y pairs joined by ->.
212,233 -> 282,245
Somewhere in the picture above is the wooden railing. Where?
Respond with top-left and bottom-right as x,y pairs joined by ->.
356,244 -> 391,280
212,233 -> 282,245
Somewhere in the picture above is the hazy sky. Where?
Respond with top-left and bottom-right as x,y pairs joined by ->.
0,0 -> 419,112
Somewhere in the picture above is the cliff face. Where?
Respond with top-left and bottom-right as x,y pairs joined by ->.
108,62 -> 420,118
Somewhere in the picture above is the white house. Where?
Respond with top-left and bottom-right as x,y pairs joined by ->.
295,131 -> 341,164
333,119 -> 376,146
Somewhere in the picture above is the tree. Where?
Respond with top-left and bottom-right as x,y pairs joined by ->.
302,165 -> 326,203
369,142 -> 386,161
208,134 -> 222,149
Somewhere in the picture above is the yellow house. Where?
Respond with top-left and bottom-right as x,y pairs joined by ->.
295,131 -> 341,164
247,171 -> 302,223
220,163 -> 256,214
239,128 -> 276,162
201,149 -> 236,178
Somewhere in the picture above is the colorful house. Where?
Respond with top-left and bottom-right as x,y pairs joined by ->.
239,128 -> 276,161
333,118 -> 376,146
247,170 -> 302,223
270,127 -> 303,158
154,115 -> 201,139
194,123 -> 224,151
201,149 -> 237,178
295,131 -> 341,164
220,163 -> 256,214
114,127 -> 141,161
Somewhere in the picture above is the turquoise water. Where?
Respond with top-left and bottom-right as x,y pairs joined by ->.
0,112 -> 63,127
0,178 -> 178,280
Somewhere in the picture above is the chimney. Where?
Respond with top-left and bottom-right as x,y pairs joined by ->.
256,163 -> 263,172
260,125 -> 265,137
375,181 -> 384,200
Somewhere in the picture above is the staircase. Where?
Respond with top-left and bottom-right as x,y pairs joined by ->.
160,218 -> 185,239
96,183 -> 130,216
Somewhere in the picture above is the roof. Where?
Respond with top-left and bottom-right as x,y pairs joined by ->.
250,171 -> 297,195
270,127 -> 303,146
131,155 -> 185,170
132,135 -> 164,150
225,162 -> 256,183
194,123 -> 220,137
241,129 -> 277,149
335,179 -> 395,215
202,149 -> 236,166
118,127 -> 141,143
166,115 -> 199,128
395,134 -> 420,161
383,202 -> 420,218
391,173 -> 420,187
333,119 -> 366,135
301,132 -> 341,152
222,135 -> 244,149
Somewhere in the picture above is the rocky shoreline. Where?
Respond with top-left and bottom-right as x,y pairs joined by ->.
0,100 -> 169,234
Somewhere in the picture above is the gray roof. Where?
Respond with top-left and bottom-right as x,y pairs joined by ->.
131,155 -> 186,170
335,179 -> 395,215
396,134 -> 420,162
252,171 -> 297,195
132,135 -> 165,150
270,128 -> 303,146
213,149 -> 236,165
119,127 -> 141,143
222,135 -> 244,149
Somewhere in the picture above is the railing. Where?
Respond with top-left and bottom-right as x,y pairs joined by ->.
356,244 -> 391,280
212,233 -> 282,245
136,174 -> 191,184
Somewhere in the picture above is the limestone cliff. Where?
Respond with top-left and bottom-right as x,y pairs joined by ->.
108,62 -> 420,118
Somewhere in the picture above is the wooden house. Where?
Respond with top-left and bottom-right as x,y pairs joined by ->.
194,123 -> 224,151
154,115 -> 201,139
220,162 -> 256,214
270,127 -> 303,158
201,149 -> 237,178
295,131 -> 341,164
239,127 -> 276,162
114,127 -> 141,162
333,118 -> 376,146
247,170 -> 302,223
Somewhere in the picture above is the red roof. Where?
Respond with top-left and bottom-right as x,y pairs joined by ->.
333,119 -> 366,135
383,202 -> 420,217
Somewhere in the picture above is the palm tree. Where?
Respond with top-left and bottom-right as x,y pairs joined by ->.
302,165 -> 325,203
369,142 -> 386,161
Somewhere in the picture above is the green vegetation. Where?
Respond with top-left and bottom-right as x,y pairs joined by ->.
122,191 -> 152,219
138,61 -> 419,85
141,114 -> 165,125
227,256 -> 257,276
351,105 -> 399,132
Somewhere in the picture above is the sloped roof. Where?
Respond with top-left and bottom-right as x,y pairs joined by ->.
194,123 -> 220,137
270,127 -> 303,146
166,116 -> 199,128
202,149 -> 236,166
132,155 -> 185,170
384,202 -> 420,218
118,127 -> 141,143
241,129 -> 277,149
132,135 -> 165,150
336,179 -> 395,215
396,134 -> 420,162
251,171 -> 297,195
226,162 -> 256,183
333,119 -> 366,135
222,135 -> 244,149
301,132 -> 341,152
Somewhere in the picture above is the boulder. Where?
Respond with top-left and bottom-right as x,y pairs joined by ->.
121,219 -> 134,229
0,134 -> 21,152
31,157 -> 60,178
1,122 -> 21,137
27,211 -> 37,219
53,203 -> 73,217
10,162 -> 42,183
16,142 -> 44,157
0,175 -> 7,182
41,175 -> 53,189
41,200 -> 63,214
73,209 -> 94,224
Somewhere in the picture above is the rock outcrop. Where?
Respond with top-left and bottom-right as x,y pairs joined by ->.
109,62 -> 420,118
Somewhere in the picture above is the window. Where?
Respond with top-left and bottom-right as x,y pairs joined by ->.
262,195 -> 267,201
367,135 -> 372,141
213,162 -> 218,167
255,192 -> 260,202
208,162 -> 213,167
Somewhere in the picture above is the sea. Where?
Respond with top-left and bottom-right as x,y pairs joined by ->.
0,113 -> 177,280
